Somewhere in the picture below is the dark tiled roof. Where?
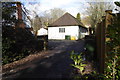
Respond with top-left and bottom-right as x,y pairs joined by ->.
48,12 -> 85,28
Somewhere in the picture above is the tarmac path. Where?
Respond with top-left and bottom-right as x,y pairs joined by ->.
3,40 -> 85,80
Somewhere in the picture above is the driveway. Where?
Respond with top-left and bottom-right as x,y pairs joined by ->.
48,40 -> 85,52
3,40 -> 85,79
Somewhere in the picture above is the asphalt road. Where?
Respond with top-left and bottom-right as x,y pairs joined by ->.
3,40 -> 85,80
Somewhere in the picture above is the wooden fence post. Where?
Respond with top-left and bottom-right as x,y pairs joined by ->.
95,17 -> 106,73
100,18 -> 105,73
95,10 -> 114,74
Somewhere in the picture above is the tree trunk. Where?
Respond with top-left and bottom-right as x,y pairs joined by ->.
35,30 -> 38,38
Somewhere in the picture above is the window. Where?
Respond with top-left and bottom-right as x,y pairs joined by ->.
59,28 -> 65,33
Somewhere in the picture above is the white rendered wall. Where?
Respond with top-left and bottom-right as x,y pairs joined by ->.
37,28 -> 48,36
48,26 -> 79,40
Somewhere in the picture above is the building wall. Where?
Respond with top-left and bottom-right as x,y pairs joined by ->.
37,28 -> 48,36
21,5 -> 31,28
16,2 -> 31,28
48,26 -> 79,40
79,27 -> 88,38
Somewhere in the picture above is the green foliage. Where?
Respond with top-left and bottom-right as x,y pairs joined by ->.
85,38 -> 95,61
2,2 -> 17,24
105,12 -> 120,79
70,51 -> 86,74
76,13 -> 81,21
85,44 -> 94,52
1,2 -> 43,65
2,26 -> 44,65
73,70 -> 105,80
114,1 -> 120,7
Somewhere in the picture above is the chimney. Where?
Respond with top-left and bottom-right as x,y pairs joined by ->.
16,2 -> 25,28
16,2 -> 22,20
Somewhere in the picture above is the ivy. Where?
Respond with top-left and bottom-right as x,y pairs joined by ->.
105,10 -> 120,79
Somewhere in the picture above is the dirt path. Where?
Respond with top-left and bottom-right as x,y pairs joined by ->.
3,40 -> 85,80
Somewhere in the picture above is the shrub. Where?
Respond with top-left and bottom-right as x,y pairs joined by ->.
2,26 -> 44,65
105,13 -> 120,79
70,51 -> 86,75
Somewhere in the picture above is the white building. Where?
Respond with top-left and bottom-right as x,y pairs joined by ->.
37,28 -> 48,36
48,13 -> 88,40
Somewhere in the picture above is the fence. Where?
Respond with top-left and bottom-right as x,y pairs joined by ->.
95,10 -> 113,73
95,18 -> 105,73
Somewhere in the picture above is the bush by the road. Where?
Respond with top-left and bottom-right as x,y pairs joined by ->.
2,26 -> 44,65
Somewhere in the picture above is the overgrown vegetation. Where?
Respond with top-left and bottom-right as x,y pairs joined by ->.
84,36 -> 95,61
2,2 -> 44,65
70,51 -> 86,75
2,26 -> 44,65
2,2 -> 17,26
70,51 -> 104,80
105,4 -> 120,79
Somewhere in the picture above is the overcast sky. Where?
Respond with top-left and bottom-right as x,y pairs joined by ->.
21,0 -> 88,18
18,0 -> 118,18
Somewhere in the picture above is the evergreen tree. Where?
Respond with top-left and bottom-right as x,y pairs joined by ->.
76,13 -> 81,21
2,2 -> 17,26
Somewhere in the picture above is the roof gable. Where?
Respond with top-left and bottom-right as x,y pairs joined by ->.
48,12 -> 85,27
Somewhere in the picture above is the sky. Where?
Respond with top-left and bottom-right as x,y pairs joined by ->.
21,0 -> 88,18
17,0 -> 119,18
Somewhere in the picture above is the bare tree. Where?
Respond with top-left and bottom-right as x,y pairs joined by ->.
49,8 -> 65,22
41,11 -> 52,27
41,8 -> 65,28
25,3 -> 42,36
84,2 -> 114,28
82,16 -> 91,26
31,15 -> 42,37
29,11 -> 42,36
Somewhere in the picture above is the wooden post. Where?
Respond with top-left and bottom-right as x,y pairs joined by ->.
100,18 -> 105,73
95,17 -> 106,73
89,27 -> 92,35
95,10 -> 114,73
96,23 -> 100,63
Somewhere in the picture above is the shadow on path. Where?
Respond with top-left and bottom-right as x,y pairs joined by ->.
4,40 -> 85,80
